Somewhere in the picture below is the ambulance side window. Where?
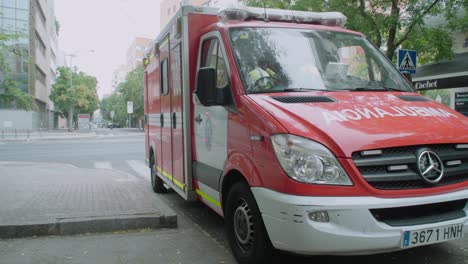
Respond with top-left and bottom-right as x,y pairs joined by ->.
161,59 -> 169,95
200,38 -> 229,88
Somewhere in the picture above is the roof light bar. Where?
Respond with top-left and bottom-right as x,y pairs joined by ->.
218,6 -> 347,27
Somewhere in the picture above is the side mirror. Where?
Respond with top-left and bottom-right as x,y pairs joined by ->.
195,67 -> 228,107
401,71 -> 412,83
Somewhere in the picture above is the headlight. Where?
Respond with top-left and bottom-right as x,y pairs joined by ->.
271,134 -> 352,185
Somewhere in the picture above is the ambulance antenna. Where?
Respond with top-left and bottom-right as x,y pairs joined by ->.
261,0 -> 269,22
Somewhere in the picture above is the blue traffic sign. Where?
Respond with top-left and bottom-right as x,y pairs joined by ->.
397,49 -> 417,74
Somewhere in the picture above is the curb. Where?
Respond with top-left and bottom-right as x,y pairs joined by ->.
0,133 -> 97,142
0,212 -> 177,239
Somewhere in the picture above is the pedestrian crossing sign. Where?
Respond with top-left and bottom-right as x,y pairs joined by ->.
397,49 -> 417,74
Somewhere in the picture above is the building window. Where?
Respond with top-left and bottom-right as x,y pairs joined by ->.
35,32 -> 46,56
167,8 -> 170,15
173,5 -> 176,12
16,9 -> 28,20
17,0 -> 29,10
35,66 -> 46,85
1,7 -> 16,19
464,38 -> 468,48
3,0 -> 15,8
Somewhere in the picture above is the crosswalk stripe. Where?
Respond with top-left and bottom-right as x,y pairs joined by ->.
126,160 -> 150,181
94,161 -> 112,169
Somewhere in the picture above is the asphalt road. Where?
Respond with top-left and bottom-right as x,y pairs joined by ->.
0,129 -> 466,264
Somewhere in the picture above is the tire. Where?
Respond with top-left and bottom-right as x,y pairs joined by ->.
224,182 -> 277,264
150,159 -> 166,193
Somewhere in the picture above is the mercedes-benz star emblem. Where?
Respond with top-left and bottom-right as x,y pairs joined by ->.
417,149 -> 444,184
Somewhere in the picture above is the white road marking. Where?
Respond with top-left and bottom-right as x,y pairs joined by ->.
126,160 -> 150,181
94,162 -> 112,170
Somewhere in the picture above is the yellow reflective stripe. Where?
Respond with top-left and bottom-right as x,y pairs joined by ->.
250,70 -> 260,80
196,189 -> 221,208
156,166 -> 186,190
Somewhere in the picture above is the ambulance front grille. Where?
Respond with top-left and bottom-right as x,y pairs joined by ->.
352,144 -> 468,190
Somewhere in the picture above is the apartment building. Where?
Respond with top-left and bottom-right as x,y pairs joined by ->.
0,0 -> 59,129
112,37 -> 152,92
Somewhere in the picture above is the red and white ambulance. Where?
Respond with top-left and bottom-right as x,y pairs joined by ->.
143,4 -> 468,263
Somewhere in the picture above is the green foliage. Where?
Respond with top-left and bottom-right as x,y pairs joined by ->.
49,66 -> 99,119
246,0 -> 466,63
101,93 -> 126,127
100,65 -> 144,127
421,89 -> 451,106
0,31 -> 34,111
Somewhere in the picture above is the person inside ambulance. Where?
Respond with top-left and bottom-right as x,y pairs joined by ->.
246,64 -> 275,92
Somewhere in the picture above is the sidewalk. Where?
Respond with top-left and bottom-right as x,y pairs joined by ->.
0,162 -> 176,239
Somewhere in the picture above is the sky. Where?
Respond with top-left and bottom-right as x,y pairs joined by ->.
55,0 -> 161,98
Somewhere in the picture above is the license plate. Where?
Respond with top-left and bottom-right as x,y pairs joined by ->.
402,223 -> 464,248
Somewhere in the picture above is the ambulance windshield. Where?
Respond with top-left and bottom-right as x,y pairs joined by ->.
229,28 -> 414,94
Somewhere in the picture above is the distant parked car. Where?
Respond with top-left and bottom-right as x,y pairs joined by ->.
107,122 -> 120,128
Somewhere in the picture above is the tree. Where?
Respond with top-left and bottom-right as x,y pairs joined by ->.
100,93 -> 126,127
49,66 -> 99,127
118,65 -> 145,126
0,31 -> 34,110
246,0 -> 467,62
100,66 -> 144,127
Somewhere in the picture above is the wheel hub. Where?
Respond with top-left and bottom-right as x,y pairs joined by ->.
233,199 -> 254,250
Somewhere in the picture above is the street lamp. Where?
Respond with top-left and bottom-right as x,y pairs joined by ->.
64,50 -> 94,132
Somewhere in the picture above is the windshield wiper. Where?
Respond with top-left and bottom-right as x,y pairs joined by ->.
345,86 -> 405,92
282,88 -> 327,92
248,88 -> 326,94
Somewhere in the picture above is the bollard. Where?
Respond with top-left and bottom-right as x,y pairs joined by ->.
1,129 -> 3,139
15,129 -> 17,139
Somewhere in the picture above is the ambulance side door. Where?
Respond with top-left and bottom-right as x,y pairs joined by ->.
193,32 -> 230,213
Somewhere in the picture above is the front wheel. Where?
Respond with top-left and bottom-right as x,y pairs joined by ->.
150,162 -> 166,193
224,182 -> 277,264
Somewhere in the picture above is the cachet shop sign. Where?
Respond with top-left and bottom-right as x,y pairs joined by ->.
415,80 -> 438,90
413,75 -> 468,90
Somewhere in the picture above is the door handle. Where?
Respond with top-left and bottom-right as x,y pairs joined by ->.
160,113 -> 164,127
195,114 -> 203,124
172,112 -> 177,129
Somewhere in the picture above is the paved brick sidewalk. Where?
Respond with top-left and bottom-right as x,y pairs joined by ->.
0,162 -> 176,238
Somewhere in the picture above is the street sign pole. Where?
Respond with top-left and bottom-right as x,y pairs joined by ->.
110,110 -> 115,130
127,101 -> 133,128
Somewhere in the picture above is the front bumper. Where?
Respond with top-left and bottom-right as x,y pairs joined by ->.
252,187 -> 468,255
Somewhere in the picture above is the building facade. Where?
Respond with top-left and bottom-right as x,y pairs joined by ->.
111,37 -> 152,93
160,0 -> 211,30
413,12 -> 468,117
0,0 -> 59,129
126,37 -> 152,73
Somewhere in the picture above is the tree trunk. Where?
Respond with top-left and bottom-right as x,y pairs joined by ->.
386,0 -> 400,61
